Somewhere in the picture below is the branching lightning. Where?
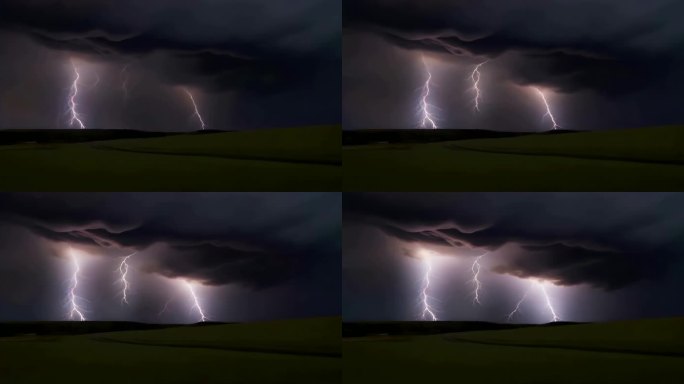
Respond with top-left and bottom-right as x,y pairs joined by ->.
507,280 -> 560,323
537,280 -> 560,322
419,56 -> 438,129
183,88 -> 207,130
534,87 -> 560,130
470,61 -> 488,112
183,281 -> 208,322
470,254 -> 485,305
68,61 -> 86,129
68,250 -> 86,321
118,252 -> 135,305
420,257 -> 438,321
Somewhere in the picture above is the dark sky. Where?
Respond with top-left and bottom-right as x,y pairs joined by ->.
343,193 -> 684,323
0,0 -> 340,131
0,193 -> 341,323
343,0 -> 684,131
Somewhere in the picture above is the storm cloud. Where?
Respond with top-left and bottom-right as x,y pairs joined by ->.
343,0 -> 684,130
0,0 -> 340,130
0,192 -> 341,289
345,193 -> 684,290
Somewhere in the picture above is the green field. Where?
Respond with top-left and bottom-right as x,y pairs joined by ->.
344,318 -> 684,384
0,317 -> 341,384
343,126 -> 684,190
0,126 -> 340,191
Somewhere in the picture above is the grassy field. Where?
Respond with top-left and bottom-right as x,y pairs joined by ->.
342,321 -> 535,337
0,317 -> 341,384
343,125 -> 684,190
343,318 -> 684,384
0,321 -> 176,337
0,126 -> 340,191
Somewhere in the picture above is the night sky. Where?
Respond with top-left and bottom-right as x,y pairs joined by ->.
0,1 -> 340,131
343,193 -> 684,323
0,193 -> 341,323
343,0 -> 684,131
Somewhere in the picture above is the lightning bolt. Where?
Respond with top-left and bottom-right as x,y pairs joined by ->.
470,61 -> 488,112
158,296 -> 175,317
183,281 -> 208,322
68,250 -> 86,321
536,280 -> 560,322
420,257 -> 438,321
118,252 -> 135,305
419,56 -> 438,129
68,61 -> 86,129
470,254 -> 485,305
506,280 -> 560,323
183,88 -> 207,130
506,286 -> 532,322
534,87 -> 561,130
121,64 -> 131,100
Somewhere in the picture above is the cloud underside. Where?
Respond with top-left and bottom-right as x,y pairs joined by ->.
0,192 -> 340,289
0,0 -> 340,92
344,0 -> 683,94
345,192 -> 683,290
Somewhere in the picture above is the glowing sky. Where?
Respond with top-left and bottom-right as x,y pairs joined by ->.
343,193 -> 684,323
0,193 -> 341,322
0,0 -> 340,131
343,0 -> 684,130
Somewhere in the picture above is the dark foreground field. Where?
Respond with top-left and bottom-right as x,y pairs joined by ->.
344,318 -> 684,384
0,317 -> 341,384
343,125 -> 684,190
0,126 -> 341,191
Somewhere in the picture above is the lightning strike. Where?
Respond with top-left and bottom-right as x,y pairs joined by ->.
183,88 -> 207,130
118,253 -> 135,305
470,61 -> 488,112
470,255 -> 484,305
68,250 -> 86,321
158,296 -> 175,317
536,280 -> 560,322
183,280 -> 208,322
506,287 -> 531,322
419,56 -> 438,129
67,61 -> 86,129
121,64 -> 131,100
507,280 -> 561,323
534,87 -> 561,130
420,257 -> 438,321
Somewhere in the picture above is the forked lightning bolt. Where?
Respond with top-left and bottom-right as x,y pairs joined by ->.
118,253 -> 135,305
470,255 -> 484,305
470,61 -> 488,112
68,61 -> 86,129
184,281 -> 208,322
534,87 -> 560,130
421,257 -> 438,321
183,88 -> 207,130
419,56 -> 438,129
507,280 -> 560,323
68,250 -> 86,321
537,281 -> 560,322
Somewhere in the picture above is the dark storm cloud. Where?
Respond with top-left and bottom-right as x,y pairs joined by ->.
345,193 -> 684,290
343,1 -> 684,130
0,1 -> 340,130
0,193 -> 341,289
345,0 -> 684,93
0,0 -> 339,91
